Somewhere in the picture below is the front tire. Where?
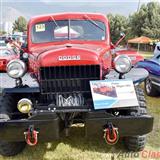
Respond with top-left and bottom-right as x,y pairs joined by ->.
0,94 -> 26,156
0,94 -> 15,120
145,78 -> 159,96
0,141 -> 26,157
124,87 -> 147,151
124,135 -> 146,151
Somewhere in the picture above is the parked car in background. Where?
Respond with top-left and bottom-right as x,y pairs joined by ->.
136,42 -> 160,96
11,33 -> 27,44
0,36 -> 7,41
115,48 -> 144,65
0,49 -> 18,72
0,40 -> 7,49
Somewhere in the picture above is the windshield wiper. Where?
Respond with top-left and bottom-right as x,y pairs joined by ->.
83,14 -> 104,31
49,15 -> 60,28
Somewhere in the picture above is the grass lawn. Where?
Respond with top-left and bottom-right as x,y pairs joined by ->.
139,51 -> 154,59
0,87 -> 159,160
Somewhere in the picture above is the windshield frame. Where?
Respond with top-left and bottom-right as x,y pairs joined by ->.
31,19 -> 107,44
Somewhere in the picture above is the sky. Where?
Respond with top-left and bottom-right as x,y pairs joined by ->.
0,0 -> 159,22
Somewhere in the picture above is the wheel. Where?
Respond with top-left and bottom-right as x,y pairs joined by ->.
124,87 -> 147,151
124,135 -> 146,152
0,141 -> 26,157
145,78 -> 159,96
0,94 -> 26,156
0,94 -> 15,120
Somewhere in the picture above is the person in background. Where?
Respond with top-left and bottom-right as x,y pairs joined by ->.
5,37 -> 20,54
16,37 -> 22,48
5,37 -> 14,49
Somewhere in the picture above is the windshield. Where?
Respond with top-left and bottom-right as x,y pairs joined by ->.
32,20 -> 106,43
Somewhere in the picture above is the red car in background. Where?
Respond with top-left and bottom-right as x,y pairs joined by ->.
0,49 -> 18,72
115,48 -> 144,65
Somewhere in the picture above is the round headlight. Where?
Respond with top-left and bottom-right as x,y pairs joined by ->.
114,55 -> 132,74
7,59 -> 26,78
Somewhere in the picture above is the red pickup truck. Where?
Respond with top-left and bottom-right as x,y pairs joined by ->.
0,12 -> 153,156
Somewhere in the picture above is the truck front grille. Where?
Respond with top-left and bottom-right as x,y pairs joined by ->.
40,65 -> 100,95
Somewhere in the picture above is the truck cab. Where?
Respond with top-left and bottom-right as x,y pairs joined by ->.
27,13 -> 112,76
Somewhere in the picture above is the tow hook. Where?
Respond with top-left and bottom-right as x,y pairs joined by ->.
24,125 -> 39,146
103,123 -> 119,145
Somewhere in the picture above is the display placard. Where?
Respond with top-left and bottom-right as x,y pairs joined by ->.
90,79 -> 138,110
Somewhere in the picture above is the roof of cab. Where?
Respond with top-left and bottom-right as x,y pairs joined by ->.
29,12 -> 108,24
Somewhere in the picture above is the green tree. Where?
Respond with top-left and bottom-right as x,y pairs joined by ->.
0,31 -> 6,36
129,2 -> 160,39
13,16 -> 27,32
107,14 -> 128,44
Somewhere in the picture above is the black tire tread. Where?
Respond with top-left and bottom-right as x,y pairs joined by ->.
0,142 -> 26,156
136,87 -> 147,114
0,94 -> 26,156
124,87 -> 147,151
0,94 -> 16,119
125,135 -> 146,151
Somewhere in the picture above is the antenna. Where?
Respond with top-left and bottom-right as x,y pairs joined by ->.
137,0 -> 141,12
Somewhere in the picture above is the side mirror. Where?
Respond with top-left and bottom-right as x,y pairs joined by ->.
120,32 -> 125,38
114,32 -> 126,48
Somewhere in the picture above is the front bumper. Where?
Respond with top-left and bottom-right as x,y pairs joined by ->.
0,111 -> 153,142
0,113 -> 60,142
85,111 -> 153,138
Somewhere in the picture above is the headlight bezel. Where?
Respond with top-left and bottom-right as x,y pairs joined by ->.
6,59 -> 27,79
114,55 -> 132,74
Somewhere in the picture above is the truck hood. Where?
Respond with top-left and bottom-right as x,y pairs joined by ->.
31,44 -> 108,67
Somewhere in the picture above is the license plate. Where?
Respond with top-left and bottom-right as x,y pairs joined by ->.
90,79 -> 138,110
